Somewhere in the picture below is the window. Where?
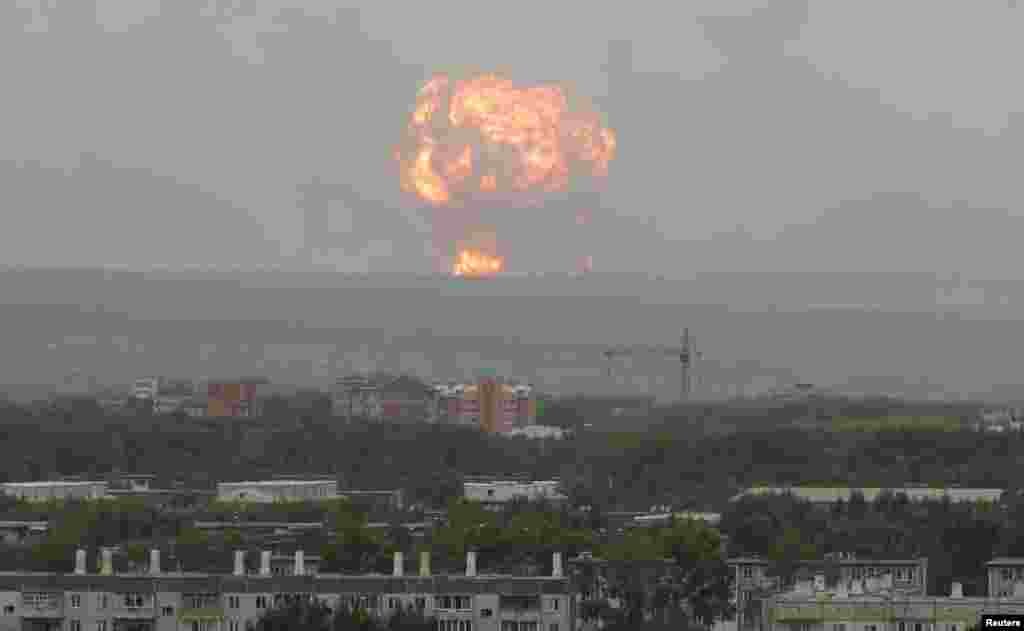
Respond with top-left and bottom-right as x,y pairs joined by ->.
388,598 -> 399,609
481,608 -> 493,617
520,624 -> 539,631
550,625 -> 559,631
866,626 -> 878,631
70,622 -> 82,631
99,594 -> 108,609
256,596 -> 268,609
832,625 -> 845,631
550,598 -> 560,611
228,596 -> 240,609
96,623 -> 107,631
915,624 -> 923,631
2,605 -> 12,615
229,621 -> 240,631
415,597 -> 427,610
949,625 -> 959,631
162,606 -> 174,616
123,593 -> 144,608
908,569 -> 915,581
71,594 -> 82,608
501,623 -> 518,631
743,566 -> 753,578
899,623 -> 906,631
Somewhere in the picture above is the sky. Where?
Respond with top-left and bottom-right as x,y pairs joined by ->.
3,0 -> 1024,276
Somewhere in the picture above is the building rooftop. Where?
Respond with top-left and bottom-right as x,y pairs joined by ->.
986,558 -> 1024,566
1,481 -> 106,488
731,487 -> 1005,503
218,480 -> 337,487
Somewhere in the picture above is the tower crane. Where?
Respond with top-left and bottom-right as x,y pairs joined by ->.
603,328 -> 703,403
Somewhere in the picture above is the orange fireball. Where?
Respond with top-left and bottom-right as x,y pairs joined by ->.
452,249 -> 505,277
396,72 -> 616,206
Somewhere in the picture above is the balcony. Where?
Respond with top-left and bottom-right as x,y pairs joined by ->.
20,594 -> 63,618
176,607 -> 225,622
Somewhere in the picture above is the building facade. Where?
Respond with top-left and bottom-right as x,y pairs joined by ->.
730,488 -> 1005,507
0,482 -> 108,503
463,481 -> 566,510
206,383 -> 258,418
216,481 -> 338,504
434,381 -> 536,433
0,549 -> 574,631
332,376 -> 436,423
729,557 -> 929,631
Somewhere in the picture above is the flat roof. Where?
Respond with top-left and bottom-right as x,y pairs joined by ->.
218,481 -> 337,487
987,558 -> 1024,566
1,481 -> 106,488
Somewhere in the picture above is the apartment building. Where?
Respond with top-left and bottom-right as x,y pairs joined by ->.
761,568 -> 1024,631
729,556 -> 928,631
463,481 -> 567,511
0,481 -> 108,503
0,549 -> 573,631
730,488 -> 1005,507
215,480 -> 338,504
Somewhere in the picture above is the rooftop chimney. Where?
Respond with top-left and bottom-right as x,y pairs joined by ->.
951,582 -> 963,598
233,550 -> 245,576
74,549 -> 86,575
100,548 -> 113,576
149,549 -> 160,575
294,550 -> 305,576
260,550 -> 271,576
393,551 -> 404,577
466,550 -> 477,577
552,552 -> 563,578
419,551 -> 430,577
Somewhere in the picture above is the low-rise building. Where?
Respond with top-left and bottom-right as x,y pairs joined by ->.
0,481 -> 108,502
730,487 -> 1004,506
0,548 -> 574,631
463,481 -> 566,510
216,480 -> 339,504
762,576 -> 1024,631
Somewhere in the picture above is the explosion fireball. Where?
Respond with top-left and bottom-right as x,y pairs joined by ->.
395,72 -> 616,276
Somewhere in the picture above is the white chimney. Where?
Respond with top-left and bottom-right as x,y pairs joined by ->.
466,551 -> 477,577
419,551 -> 430,577
294,550 -> 305,576
233,550 -> 245,576
74,549 -> 86,575
552,552 -> 563,578
260,550 -> 271,576
393,551 -> 404,577
149,549 -> 160,575
951,582 -> 963,598
100,548 -> 113,576
814,573 -> 826,591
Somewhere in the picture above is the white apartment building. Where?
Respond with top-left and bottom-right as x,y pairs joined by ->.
0,481 -> 108,502
463,480 -> 567,509
216,480 -> 339,503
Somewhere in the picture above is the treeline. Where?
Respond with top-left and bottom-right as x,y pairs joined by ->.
0,399 -> 1004,511
722,491 -> 1024,597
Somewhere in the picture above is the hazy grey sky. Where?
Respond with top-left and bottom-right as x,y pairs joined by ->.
3,0 -> 1023,275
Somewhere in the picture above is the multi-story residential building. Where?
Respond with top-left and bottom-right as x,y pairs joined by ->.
761,558 -> 1024,631
434,381 -> 537,433
730,487 -> 1005,507
0,481 -> 108,503
463,481 -> 566,510
0,549 -> 574,631
132,378 -> 160,401
216,480 -> 338,504
332,375 -> 436,423
206,383 -> 258,418
729,556 -> 929,631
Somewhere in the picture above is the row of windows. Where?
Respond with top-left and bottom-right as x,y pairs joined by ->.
823,623 -> 960,631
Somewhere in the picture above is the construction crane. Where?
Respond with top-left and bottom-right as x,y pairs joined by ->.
603,328 -> 703,402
